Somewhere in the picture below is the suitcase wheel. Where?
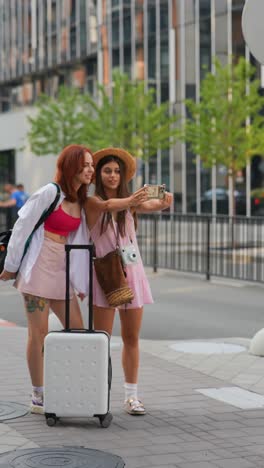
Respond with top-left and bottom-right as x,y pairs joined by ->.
45,413 -> 58,427
98,412 -> 113,428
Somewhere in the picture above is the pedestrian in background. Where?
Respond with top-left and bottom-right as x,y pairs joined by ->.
15,183 -> 29,208
0,183 -> 29,227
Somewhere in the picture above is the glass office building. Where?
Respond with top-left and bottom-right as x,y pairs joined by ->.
0,0 -> 261,214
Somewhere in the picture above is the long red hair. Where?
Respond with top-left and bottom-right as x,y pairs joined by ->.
54,144 -> 93,203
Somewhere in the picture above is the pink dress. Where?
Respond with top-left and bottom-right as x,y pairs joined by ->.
90,211 -> 153,309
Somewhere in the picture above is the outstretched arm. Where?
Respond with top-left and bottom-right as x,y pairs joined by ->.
0,199 -> 16,208
84,187 -> 149,229
135,192 -> 173,213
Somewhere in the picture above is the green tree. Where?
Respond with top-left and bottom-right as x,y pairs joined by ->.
27,86 -> 89,155
82,72 -> 178,160
182,57 -> 264,215
27,72 -> 179,162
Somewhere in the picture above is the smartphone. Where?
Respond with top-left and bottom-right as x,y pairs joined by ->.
144,184 -> 166,200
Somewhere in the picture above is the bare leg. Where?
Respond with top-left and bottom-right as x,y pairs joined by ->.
23,294 -> 50,387
50,294 -> 84,329
93,305 -> 116,335
119,307 -> 143,383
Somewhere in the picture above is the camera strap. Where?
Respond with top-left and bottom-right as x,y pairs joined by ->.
111,214 -> 137,311
111,215 -> 120,248
111,213 -> 133,247
112,214 -> 132,248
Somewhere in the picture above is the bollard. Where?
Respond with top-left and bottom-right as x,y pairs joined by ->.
249,328 -> 264,356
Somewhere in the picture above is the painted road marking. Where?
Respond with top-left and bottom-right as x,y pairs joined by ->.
170,341 -> 246,354
197,386 -> 264,409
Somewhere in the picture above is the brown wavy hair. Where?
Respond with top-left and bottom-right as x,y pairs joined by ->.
95,155 -> 137,237
55,144 -> 93,203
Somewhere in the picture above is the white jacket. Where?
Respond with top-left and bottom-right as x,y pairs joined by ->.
4,183 -> 90,295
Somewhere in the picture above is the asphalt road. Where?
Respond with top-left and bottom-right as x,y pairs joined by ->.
1,269 -> 264,340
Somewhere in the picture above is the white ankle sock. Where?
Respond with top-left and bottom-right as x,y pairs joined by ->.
33,386 -> 43,394
124,382 -> 138,401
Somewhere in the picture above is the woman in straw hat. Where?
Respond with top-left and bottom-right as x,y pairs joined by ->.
85,147 -> 172,415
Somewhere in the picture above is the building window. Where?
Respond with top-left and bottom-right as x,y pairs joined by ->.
161,148 -> 170,189
0,88 -> 11,113
123,9 -> 131,45
80,0 -> 87,56
148,41 -> 156,79
161,81 -> 168,102
148,6 -> 156,35
160,2 -> 168,32
112,49 -> 120,68
200,0 -> 211,79
112,11 -> 119,47
0,150 -> 15,186
160,44 -> 168,80
124,46 -> 131,75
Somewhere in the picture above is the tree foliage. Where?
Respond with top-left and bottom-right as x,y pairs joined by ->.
182,57 -> 264,177
27,72 -> 179,160
82,72 -> 179,159
27,86 -> 87,155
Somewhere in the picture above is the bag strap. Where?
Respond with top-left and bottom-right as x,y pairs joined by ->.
32,182 -> 60,232
21,183 -> 61,261
112,212 -> 134,246
111,215 -> 120,248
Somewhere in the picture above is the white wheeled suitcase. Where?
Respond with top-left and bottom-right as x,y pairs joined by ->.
44,244 -> 112,428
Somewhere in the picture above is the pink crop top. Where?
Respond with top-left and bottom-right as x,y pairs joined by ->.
44,205 -> 81,236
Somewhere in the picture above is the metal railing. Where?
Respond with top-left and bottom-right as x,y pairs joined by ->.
2,208 -> 264,283
137,213 -> 264,283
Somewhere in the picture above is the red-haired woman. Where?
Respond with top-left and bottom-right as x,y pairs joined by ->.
0,144 -> 94,414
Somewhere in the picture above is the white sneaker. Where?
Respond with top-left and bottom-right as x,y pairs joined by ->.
30,390 -> 44,415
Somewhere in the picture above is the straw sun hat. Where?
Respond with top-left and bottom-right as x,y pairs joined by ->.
93,147 -> 136,182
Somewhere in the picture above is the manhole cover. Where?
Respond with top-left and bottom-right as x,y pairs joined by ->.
0,401 -> 28,421
170,341 -> 246,354
0,448 -> 125,467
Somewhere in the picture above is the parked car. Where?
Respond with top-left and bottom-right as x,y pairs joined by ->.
190,188 -> 264,216
250,189 -> 264,216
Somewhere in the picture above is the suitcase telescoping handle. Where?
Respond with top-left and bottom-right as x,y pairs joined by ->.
65,244 -> 93,332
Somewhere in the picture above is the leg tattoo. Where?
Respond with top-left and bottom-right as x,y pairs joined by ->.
24,295 -> 48,313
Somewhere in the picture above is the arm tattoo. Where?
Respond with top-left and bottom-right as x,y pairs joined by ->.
24,294 -> 48,313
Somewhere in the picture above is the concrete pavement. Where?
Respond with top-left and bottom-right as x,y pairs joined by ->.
1,274 -> 264,466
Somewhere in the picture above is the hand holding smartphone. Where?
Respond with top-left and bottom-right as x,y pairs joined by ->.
144,184 -> 166,200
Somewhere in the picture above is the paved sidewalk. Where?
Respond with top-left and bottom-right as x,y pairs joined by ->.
1,325 -> 264,467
